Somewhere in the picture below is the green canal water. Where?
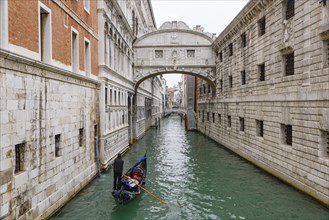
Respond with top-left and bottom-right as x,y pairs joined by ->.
51,116 -> 329,220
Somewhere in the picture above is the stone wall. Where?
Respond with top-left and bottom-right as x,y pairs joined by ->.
198,0 -> 329,206
0,52 -> 99,219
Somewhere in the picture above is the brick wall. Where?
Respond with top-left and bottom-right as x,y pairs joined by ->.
7,0 -> 98,75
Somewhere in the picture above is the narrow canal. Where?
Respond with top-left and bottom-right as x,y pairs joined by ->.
52,116 -> 329,220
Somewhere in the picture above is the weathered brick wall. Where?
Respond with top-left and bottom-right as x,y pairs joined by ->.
8,0 -> 98,75
0,54 -> 99,219
8,0 -> 39,53
198,0 -> 329,206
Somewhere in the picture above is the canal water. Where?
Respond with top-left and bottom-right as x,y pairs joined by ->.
52,115 -> 329,220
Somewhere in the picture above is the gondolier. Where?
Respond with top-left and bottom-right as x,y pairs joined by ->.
112,154 -> 147,204
113,153 -> 124,190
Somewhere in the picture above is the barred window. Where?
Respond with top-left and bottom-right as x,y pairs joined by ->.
220,79 -> 223,92
240,117 -> 245,132
241,70 -> 246,85
15,143 -> 25,174
228,115 -> 231,128
55,134 -> 61,157
79,128 -> 84,147
212,113 -> 215,123
218,114 -> 222,124
286,0 -> 295,20
285,52 -> 294,76
155,50 -> 163,58
321,131 -> 329,158
219,51 -> 223,62
327,40 -> 329,67
187,50 -> 195,57
241,32 -> 247,48
105,87 -> 108,106
229,43 -> 233,56
207,112 -> 210,121
229,75 -> 233,88
258,63 -> 265,81
326,131 -> 329,156
282,124 -> 292,145
208,84 -> 211,93
258,16 -> 266,36
256,120 -> 264,137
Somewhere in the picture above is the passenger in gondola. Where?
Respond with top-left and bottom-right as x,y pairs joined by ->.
112,153 -> 124,190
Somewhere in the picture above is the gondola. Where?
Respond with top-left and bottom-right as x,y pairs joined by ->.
112,154 -> 147,204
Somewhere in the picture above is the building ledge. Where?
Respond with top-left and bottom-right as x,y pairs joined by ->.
319,24 -> 329,40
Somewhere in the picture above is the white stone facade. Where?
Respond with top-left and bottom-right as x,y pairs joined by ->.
198,0 -> 329,206
0,52 -> 99,219
98,0 -> 163,168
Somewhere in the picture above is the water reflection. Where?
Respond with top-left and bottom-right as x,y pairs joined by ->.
52,115 -> 329,220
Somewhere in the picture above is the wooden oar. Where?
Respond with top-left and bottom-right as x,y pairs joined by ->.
123,175 -> 168,205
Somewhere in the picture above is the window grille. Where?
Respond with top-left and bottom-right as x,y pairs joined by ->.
15,143 -> 25,174
218,114 -> 222,124
285,125 -> 292,145
220,79 -> 223,92
325,131 -> 329,157
240,117 -> 245,131
327,41 -> 329,66
110,89 -> 112,105
105,87 -> 108,106
229,75 -> 233,88
55,134 -> 61,157
79,128 -> 84,147
187,50 -> 195,58
259,64 -> 265,81
229,43 -> 233,56
258,16 -> 266,36
241,33 -> 247,48
228,116 -> 231,128
212,113 -> 215,123
219,51 -> 223,62
285,52 -> 294,76
286,0 -> 295,20
241,71 -> 246,85
256,120 -> 264,137
155,50 -> 163,58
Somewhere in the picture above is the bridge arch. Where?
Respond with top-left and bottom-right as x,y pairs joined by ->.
133,21 -> 217,96
134,71 -> 216,96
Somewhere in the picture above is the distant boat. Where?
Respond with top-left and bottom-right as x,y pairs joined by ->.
112,154 -> 147,204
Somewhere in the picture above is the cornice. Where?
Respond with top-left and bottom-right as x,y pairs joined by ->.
212,0 -> 272,50
134,29 -> 214,45
0,49 -> 100,88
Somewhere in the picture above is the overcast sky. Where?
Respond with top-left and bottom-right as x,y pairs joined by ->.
150,0 -> 249,87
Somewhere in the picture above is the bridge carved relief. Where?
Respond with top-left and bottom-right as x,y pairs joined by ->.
133,21 -> 217,94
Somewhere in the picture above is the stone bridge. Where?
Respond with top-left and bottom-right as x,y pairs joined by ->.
133,21 -> 217,95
